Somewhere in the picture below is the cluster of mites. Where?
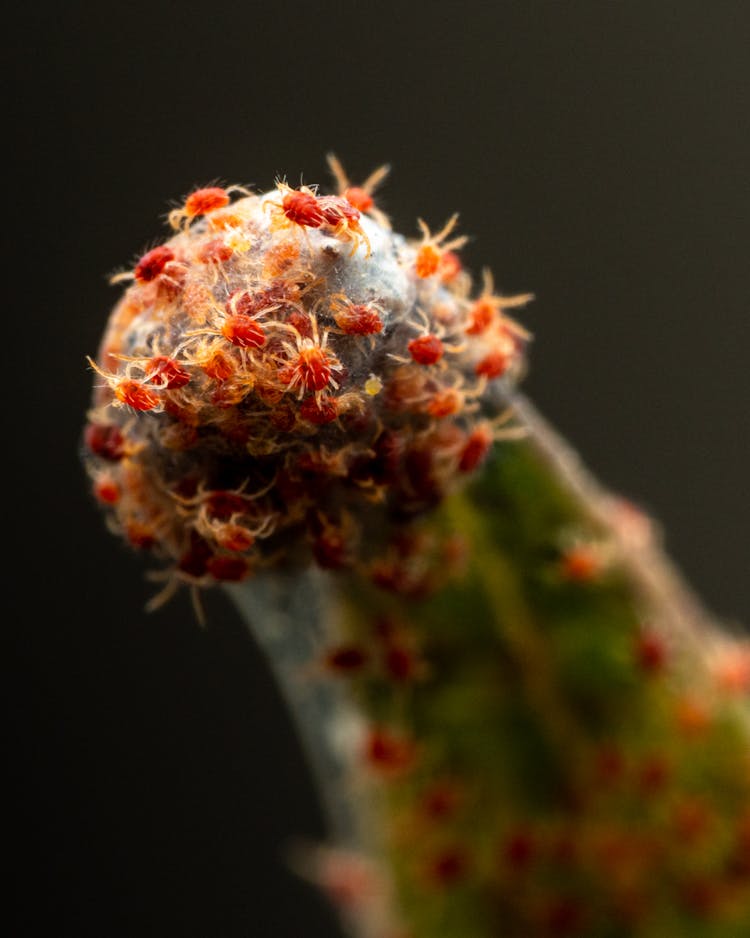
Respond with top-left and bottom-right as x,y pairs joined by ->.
83,158 -> 533,595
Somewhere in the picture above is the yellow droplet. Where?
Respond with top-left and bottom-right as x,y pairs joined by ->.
364,373 -> 383,396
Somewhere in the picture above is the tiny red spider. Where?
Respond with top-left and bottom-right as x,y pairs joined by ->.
134,245 -> 175,283
183,292 -> 275,355
329,294 -> 384,336
474,324 -> 519,379
276,315 -> 342,397
145,355 -> 191,389
266,182 -> 371,255
458,423 -> 493,472
408,333 -> 445,365
465,269 -> 533,336
392,308 -> 465,368
316,194 -> 371,256
299,394 -> 340,425
266,182 -> 325,230
87,356 -> 163,411
221,314 -> 266,349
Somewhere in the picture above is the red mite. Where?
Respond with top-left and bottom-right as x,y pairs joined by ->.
93,476 -> 120,504
560,545 -> 601,582
426,388 -> 461,418
134,245 -> 175,283
206,554 -> 249,582
84,423 -> 125,461
427,847 -> 469,887
408,334 -> 444,365
282,187 -> 325,228
466,298 -> 496,335
146,356 -> 190,389
280,343 -> 337,393
439,250 -> 463,283
365,727 -> 415,773
300,395 -> 339,425
318,195 -> 361,229
221,314 -> 266,349
332,302 -> 383,336
198,238 -> 233,265
459,426 -> 493,472
635,631 -> 668,673
475,349 -> 511,379
202,349 -> 235,381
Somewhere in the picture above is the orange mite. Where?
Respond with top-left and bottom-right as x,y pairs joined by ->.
185,186 -> 230,217
215,524 -> 256,552
426,388 -> 462,418
197,238 -> 234,265
465,270 -> 534,336
93,475 -> 121,505
326,152 -> 390,217
87,356 -> 163,411
474,325 -> 519,379
114,379 -> 161,411
201,348 -> 235,381
168,185 -> 247,230
342,187 -> 373,213
560,545 -> 601,582
466,297 -> 496,335
438,250 -> 463,283
414,214 -> 467,279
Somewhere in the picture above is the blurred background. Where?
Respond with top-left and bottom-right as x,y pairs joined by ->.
7,2 -> 750,935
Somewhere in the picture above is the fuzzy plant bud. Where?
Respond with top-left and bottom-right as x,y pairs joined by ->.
82,162 -> 750,938
82,161 -> 533,603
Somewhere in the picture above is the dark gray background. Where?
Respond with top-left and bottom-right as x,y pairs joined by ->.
7,2 -> 750,935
